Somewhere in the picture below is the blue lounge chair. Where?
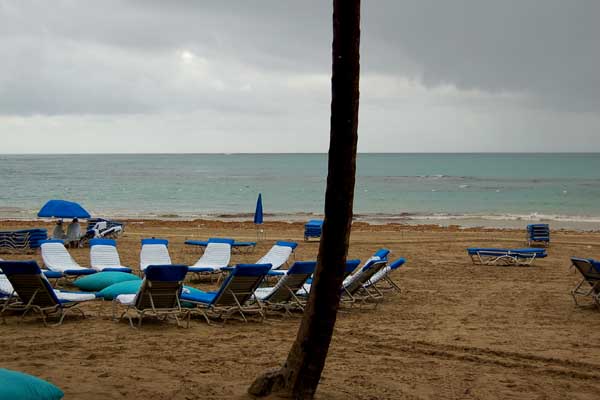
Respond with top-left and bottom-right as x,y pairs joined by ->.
298,259 -> 361,296
89,239 -> 132,273
570,257 -> 600,308
341,259 -> 389,306
0,260 -> 96,326
467,247 -> 547,266
527,224 -> 550,247
304,219 -> 323,241
253,261 -> 316,315
364,257 -> 406,292
181,263 -> 271,323
112,264 -> 189,328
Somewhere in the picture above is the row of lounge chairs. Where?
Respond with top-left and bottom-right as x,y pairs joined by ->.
0,248 -> 406,327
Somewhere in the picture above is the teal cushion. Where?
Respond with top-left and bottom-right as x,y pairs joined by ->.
0,368 -> 64,400
73,272 -> 140,292
98,280 -> 142,300
99,281 -> 203,303
181,286 -> 207,308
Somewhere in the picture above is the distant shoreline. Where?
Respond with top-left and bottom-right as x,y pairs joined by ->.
2,211 -> 599,231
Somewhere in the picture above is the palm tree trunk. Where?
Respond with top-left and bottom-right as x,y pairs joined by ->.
248,0 -> 360,398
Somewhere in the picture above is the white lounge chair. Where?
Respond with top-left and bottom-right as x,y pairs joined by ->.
188,238 -> 233,279
40,240 -> 96,278
140,238 -> 171,273
256,241 -> 297,272
89,239 -> 132,273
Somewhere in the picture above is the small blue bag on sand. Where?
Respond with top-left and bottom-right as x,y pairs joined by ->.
0,368 -> 64,400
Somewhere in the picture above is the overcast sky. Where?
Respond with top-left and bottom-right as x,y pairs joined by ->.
1,0 -> 599,153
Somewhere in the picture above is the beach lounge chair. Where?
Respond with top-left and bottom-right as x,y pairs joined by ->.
527,224 -> 550,247
140,238 -> 171,273
255,241 -> 297,274
89,239 -> 132,273
112,264 -> 189,328
364,257 -> 406,292
570,257 -> 600,308
40,240 -> 97,278
340,259 -> 389,306
253,261 -> 316,315
467,247 -> 547,266
181,263 -> 271,323
298,259 -> 361,296
304,220 -> 323,241
188,238 -> 234,279
0,260 -> 96,326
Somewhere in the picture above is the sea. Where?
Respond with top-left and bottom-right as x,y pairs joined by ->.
1,153 -> 600,230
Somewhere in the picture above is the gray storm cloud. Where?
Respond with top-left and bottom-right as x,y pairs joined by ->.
0,0 -> 598,152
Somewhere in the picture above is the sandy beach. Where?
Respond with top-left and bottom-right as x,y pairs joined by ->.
0,219 -> 599,399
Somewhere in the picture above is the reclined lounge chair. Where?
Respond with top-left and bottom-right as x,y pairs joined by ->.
364,257 -> 406,292
40,240 -> 97,278
256,241 -> 297,272
253,261 -> 315,315
181,263 -> 271,323
467,247 -> 547,266
112,264 -> 189,328
188,238 -> 234,279
570,257 -> 600,308
341,259 -> 388,306
0,260 -> 96,326
298,259 -> 361,296
89,239 -> 132,273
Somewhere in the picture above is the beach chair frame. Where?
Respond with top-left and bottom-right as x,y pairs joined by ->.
570,257 -> 600,308
468,249 -> 544,266
0,261 -> 87,326
187,264 -> 270,324
341,260 -> 388,308
112,265 -> 189,328
258,261 -> 315,316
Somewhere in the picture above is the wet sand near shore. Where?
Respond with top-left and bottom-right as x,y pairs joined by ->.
1,219 -> 600,399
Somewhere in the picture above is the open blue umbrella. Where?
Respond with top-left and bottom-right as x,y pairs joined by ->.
253,193 -> 263,225
38,200 -> 91,219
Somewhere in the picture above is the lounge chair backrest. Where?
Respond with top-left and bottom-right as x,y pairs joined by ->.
194,241 -> 231,267
140,239 -> 171,271
212,264 -> 271,307
571,257 -> 600,282
90,239 -> 121,269
134,265 -> 188,310
264,261 -> 316,303
343,259 -> 361,280
343,260 -> 388,294
256,241 -> 297,270
0,261 -> 59,307
41,240 -> 81,271
373,248 -> 390,261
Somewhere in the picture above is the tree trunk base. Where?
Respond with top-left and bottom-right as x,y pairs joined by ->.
248,367 -> 288,397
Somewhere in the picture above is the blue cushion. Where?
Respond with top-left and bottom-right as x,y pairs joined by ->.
181,290 -> 216,304
73,272 -> 141,292
97,280 -> 142,300
0,368 -> 64,400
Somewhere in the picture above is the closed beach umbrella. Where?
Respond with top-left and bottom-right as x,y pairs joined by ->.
38,200 -> 91,219
254,193 -> 263,225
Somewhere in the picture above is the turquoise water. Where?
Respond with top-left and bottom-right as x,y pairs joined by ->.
1,153 -> 600,223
